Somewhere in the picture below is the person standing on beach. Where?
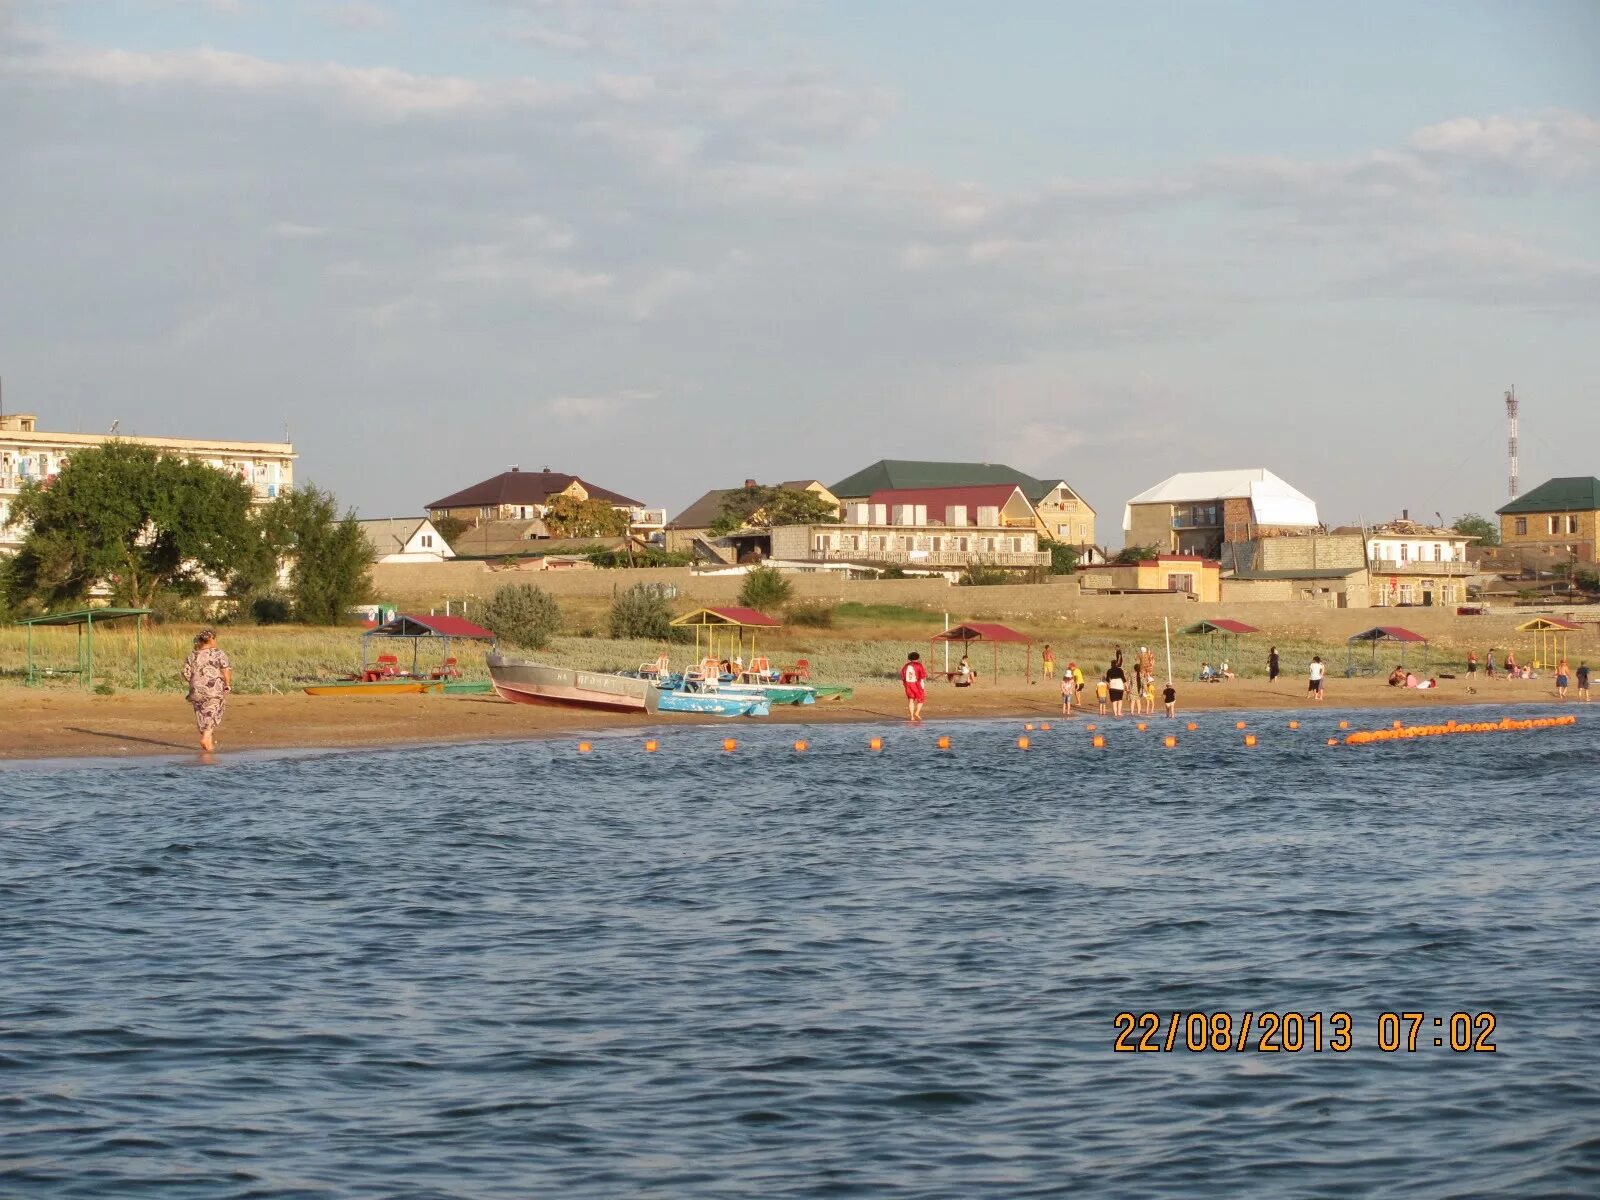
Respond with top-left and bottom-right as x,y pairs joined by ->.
1136,645 -> 1155,694
1467,650 -> 1478,682
1106,661 -> 1127,716
1268,646 -> 1280,684
901,651 -> 928,722
1042,644 -> 1056,682
1555,658 -> 1570,699
1308,655 -> 1325,702
181,629 -> 232,753
1577,662 -> 1590,702
1060,671 -> 1075,716
1486,649 -> 1496,678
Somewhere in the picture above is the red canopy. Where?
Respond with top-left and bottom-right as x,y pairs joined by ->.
376,613 -> 496,639
670,606 -> 782,628
933,622 -> 1033,644
1349,626 -> 1427,644
1185,618 -> 1260,635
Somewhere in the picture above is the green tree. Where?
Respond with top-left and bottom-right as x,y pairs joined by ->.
543,494 -> 629,538
257,486 -> 373,624
1113,544 -> 1160,565
1046,542 -> 1080,575
710,485 -> 840,535
609,583 -> 678,639
1451,513 -> 1499,547
5,442 -> 257,611
479,583 -> 564,650
431,515 -> 470,548
737,565 -> 793,609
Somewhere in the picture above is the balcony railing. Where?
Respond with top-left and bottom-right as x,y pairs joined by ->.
1370,559 -> 1473,575
803,549 -> 1049,568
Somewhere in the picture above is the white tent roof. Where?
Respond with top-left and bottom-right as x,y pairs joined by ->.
1123,469 -> 1319,533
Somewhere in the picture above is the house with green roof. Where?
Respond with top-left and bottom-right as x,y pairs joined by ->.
830,459 -> 1096,546
1495,476 -> 1600,567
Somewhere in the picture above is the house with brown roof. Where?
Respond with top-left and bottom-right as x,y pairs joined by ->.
665,479 -> 841,561
426,467 -> 662,534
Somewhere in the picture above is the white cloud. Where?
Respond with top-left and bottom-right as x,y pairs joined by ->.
1412,111 -> 1600,181
544,389 -> 655,421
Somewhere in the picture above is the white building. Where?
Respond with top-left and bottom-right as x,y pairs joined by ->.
1364,515 -> 1475,607
1,411 -> 296,553
358,517 -> 456,564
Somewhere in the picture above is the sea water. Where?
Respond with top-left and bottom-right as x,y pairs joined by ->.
1,704 -> 1596,1198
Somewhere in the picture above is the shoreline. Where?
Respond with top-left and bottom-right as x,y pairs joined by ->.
0,678 -> 1586,762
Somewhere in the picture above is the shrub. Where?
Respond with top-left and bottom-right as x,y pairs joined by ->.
738,565 -> 793,610
958,565 -> 1009,587
609,583 -> 677,640
479,584 -> 563,650
787,601 -> 835,628
250,593 -> 294,625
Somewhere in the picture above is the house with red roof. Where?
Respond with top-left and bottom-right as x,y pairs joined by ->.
766,483 -> 1050,572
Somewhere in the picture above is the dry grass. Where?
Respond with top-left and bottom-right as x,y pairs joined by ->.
0,611 -> 1493,696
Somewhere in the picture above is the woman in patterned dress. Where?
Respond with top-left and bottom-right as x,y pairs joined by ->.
181,629 -> 232,752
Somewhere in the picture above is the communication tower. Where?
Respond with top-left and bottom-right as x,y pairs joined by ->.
1505,387 -> 1519,500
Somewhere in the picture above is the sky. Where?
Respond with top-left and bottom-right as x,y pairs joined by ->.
3,0 -> 1598,537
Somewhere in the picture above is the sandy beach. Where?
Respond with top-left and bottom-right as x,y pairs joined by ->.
0,675 -> 1582,761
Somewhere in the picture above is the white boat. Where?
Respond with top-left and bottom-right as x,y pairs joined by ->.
487,654 -> 659,714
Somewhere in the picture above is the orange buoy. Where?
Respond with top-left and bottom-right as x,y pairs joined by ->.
1024,723 -> 1035,731
722,738 -> 737,753
1186,722 -> 1198,731
1244,734 -> 1257,747
578,741 -> 592,754
1163,735 -> 1177,748
1092,734 -> 1106,748
644,739 -> 659,753
1085,723 -> 1097,732
793,739 -> 808,752
1017,736 -> 1031,750
1040,723 -> 1052,732
869,737 -> 883,751
1136,722 -> 1147,732
1327,738 -> 1338,746
937,735 -> 951,750
1338,720 -> 1350,730
1236,720 -> 1247,730
1287,720 -> 1299,730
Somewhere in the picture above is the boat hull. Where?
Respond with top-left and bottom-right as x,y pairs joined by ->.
657,690 -> 770,717
488,655 -> 659,714
303,679 -> 445,696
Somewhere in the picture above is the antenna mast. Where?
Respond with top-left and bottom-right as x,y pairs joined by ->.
1505,387 -> 1519,500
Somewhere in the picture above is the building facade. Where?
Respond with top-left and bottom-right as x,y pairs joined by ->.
0,411 -> 296,552
357,517 -> 456,564
426,467 -> 662,535
1495,477 -> 1600,568
769,484 -> 1049,570
830,459 -> 1096,547
1078,555 -> 1223,602
1362,516 -> 1475,607
1123,469 -> 1319,557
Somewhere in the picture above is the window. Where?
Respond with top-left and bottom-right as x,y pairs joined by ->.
1569,515 -> 1581,534
1548,516 -> 1560,535
1167,573 -> 1194,593
1399,544 -> 1409,563
1399,584 -> 1414,605
1011,537 -> 1023,553
1514,517 -> 1527,535
421,535 -> 433,548
1433,544 -> 1442,561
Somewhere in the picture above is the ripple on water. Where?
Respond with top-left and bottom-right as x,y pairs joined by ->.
0,706 -> 1596,1198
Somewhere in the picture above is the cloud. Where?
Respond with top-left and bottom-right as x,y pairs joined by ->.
543,390 -> 655,421
1412,111 -> 1600,182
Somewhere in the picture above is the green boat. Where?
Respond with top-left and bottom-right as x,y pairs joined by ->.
442,679 -> 493,695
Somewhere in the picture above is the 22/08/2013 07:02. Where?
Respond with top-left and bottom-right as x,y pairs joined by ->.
1113,1011 -> 1498,1053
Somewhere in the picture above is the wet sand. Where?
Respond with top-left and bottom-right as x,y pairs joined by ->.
0,676 -> 1583,761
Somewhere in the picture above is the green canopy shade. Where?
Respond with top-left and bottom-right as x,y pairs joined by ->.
14,607 -> 152,690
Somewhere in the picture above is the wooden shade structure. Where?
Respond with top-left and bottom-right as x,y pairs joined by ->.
362,613 -> 497,678
930,622 -> 1034,683
1515,617 -> 1582,670
1178,618 -> 1261,678
1345,626 -> 1428,677
669,606 -> 783,666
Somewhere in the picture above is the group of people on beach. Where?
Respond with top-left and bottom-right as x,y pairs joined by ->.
1465,650 -> 1589,698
